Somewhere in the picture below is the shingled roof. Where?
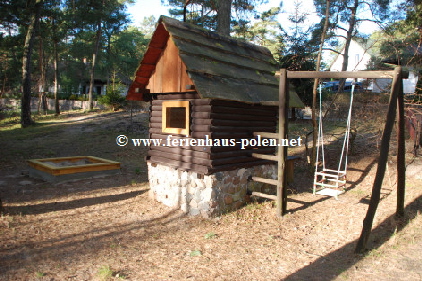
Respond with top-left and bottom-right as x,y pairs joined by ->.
127,16 -> 304,108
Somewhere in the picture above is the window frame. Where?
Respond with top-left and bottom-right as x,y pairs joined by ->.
161,100 -> 190,136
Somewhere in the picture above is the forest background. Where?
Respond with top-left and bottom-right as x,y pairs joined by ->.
0,0 -> 420,127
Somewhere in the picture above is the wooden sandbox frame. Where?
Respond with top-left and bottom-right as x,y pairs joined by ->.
28,156 -> 121,183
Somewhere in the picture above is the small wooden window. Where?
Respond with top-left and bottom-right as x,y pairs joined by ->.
162,100 -> 190,135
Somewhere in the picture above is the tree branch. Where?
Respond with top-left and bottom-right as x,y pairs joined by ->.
337,26 -> 347,32
323,47 -> 342,54
332,34 -> 347,40
356,18 -> 381,24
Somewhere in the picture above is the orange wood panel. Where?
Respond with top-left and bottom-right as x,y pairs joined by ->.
180,59 -> 194,91
152,51 -> 163,92
147,36 -> 194,93
146,75 -> 155,91
162,38 -> 180,92
177,53 -> 182,91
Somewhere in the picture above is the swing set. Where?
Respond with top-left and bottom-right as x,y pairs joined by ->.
252,68 -> 406,218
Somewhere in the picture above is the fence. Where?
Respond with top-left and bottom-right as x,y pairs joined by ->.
0,98 -> 107,112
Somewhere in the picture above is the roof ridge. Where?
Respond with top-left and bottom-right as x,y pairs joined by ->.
159,15 -> 273,57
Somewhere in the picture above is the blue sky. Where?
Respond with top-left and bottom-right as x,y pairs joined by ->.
127,0 -> 169,23
126,0 -> 381,35
127,0 -> 321,30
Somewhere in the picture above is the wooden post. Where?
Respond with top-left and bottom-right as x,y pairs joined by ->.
355,66 -> 402,253
396,74 -> 406,217
277,69 -> 288,217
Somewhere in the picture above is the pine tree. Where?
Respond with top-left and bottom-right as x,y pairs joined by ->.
21,0 -> 43,127
163,0 -> 266,35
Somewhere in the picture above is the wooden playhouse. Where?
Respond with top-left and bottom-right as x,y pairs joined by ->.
127,16 -> 304,217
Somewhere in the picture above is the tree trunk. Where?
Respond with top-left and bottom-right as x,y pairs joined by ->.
338,0 -> 358,92
216,0 -> 232,36
183,0 -> 192,22
21,0 -> 43,127
311,0 -> 331,166
1,77 -> 6,98
37,35 -> 47,114
53,39 -> 60,115
88,19 -> 102,110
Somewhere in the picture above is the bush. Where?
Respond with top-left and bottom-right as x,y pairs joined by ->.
98,87 -> 127,111
68,94 -> 78,100
3,92 -> 22,99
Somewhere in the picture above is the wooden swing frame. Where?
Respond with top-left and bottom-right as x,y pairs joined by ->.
253,67 -> 406,219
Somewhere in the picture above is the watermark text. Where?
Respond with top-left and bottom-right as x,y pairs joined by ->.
117,134 -> 302,149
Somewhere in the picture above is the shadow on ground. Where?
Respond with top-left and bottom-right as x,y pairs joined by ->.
284,194 -> 422,280
0,207 -> 186,278
5,189 -> 147,216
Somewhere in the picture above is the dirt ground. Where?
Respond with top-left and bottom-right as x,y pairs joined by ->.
0,108 -> 422,281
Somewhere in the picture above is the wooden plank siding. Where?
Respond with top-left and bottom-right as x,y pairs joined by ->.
147,95 -> 278,174
146,37 -> 195,94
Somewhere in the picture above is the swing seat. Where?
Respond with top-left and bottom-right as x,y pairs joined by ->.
314,187 -> 345,199
314,169 -> 347,188
313,169 -> 347,200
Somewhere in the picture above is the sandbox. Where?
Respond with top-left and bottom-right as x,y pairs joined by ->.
27,156 -> 120,183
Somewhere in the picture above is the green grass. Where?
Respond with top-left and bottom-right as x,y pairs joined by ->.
365,248 -> 384,258
97,265 -> 114,281
0,110 -> 121,167
189,250 -> 202,257
0,108 -> 113,130
245,202 -> 263,210
348,188 -> 367,198
34,271 -> 46,278
204,232 -> 217,239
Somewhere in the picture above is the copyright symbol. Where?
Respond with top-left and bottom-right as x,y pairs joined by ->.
116,135 -> 128,147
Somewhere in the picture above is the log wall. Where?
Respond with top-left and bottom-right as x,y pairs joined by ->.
147,93 -> 278,174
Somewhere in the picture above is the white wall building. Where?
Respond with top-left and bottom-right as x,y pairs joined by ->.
329,39 -> 419,93
330,40 -> 372,72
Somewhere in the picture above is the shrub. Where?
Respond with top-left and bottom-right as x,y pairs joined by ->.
68,94 -> 79,100
97,265 -> 113,280
3,92 -> 22,99
98,87 -> 127,111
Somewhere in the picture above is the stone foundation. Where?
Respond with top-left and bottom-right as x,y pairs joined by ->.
147,162 -> 277,217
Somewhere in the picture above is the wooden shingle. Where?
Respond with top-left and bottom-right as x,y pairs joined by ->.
127,16 -> 304,108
